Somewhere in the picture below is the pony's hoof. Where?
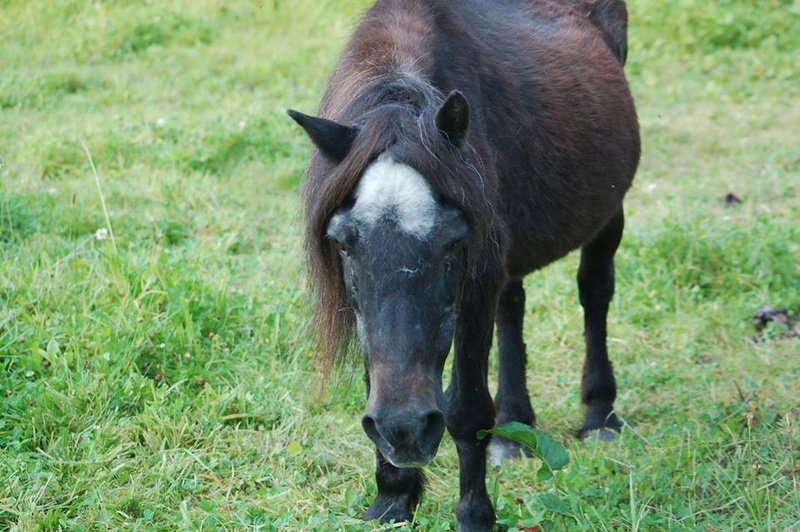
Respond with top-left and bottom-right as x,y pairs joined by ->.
489,436 -> 532,466
580,408 -> 621,441
364,496 -> 413,525
579,426 -> 619,442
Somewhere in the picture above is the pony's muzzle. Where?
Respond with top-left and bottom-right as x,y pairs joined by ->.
362,407 -> 446,468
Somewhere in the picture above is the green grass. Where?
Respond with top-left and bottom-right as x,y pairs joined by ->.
1,0 -> 799,530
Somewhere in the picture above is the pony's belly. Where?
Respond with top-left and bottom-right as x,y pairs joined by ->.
504,239 -> 578,279
502,191 -> 629,279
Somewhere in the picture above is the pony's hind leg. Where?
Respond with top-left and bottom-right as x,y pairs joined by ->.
577,208 -> 625,439
490,280 -> 535,464
363,450 -> 424,523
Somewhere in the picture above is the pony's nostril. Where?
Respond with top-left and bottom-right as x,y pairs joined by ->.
421,410 -> 446,442
362,414 -> 380,443
363,408 -> 445,458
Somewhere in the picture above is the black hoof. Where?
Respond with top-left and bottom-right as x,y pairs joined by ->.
580,404 -> 622,441
488,436 -> 532,466
364,495 -> 413,525
578,426 -> 619,442
455,494 -> 495,532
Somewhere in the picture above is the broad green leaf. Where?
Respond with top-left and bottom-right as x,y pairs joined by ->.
538,493 -> 573,517
477,421 -> 569,472
531,427 -> 569,471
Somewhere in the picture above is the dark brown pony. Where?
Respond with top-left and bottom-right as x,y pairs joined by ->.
288,0 -> 639,529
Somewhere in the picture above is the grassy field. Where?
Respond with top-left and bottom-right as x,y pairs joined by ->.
1,0 -> 799,530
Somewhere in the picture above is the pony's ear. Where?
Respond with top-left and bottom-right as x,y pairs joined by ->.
287,110 -> 357,163
435,90 -> 470,148
587,0 -> 628,65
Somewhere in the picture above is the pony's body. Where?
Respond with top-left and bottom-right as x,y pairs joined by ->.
289,0 -> 639,529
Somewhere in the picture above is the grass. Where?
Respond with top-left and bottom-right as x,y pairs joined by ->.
1,0 -> 799,530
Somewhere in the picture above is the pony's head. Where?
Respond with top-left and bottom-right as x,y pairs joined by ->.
290,91 -> 499,466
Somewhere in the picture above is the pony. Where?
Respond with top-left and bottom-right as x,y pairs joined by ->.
288,0 -> 639,529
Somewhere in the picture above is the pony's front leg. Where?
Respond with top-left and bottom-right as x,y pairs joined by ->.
363,450 -> 425,523
446,308 -> 496,532
362,371 -> 425,524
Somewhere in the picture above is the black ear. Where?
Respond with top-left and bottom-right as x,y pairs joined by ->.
587,0 -> 628,65
435,90 -> 470,148
287,110 -> 358,163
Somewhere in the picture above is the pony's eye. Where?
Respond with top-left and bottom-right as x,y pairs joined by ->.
444,241 -> 465,273
447,239 -> 465,255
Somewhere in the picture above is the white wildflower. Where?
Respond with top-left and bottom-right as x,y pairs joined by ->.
95,228 -> 109,241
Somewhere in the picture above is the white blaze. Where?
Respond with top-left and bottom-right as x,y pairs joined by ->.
352,155 -> 436,238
